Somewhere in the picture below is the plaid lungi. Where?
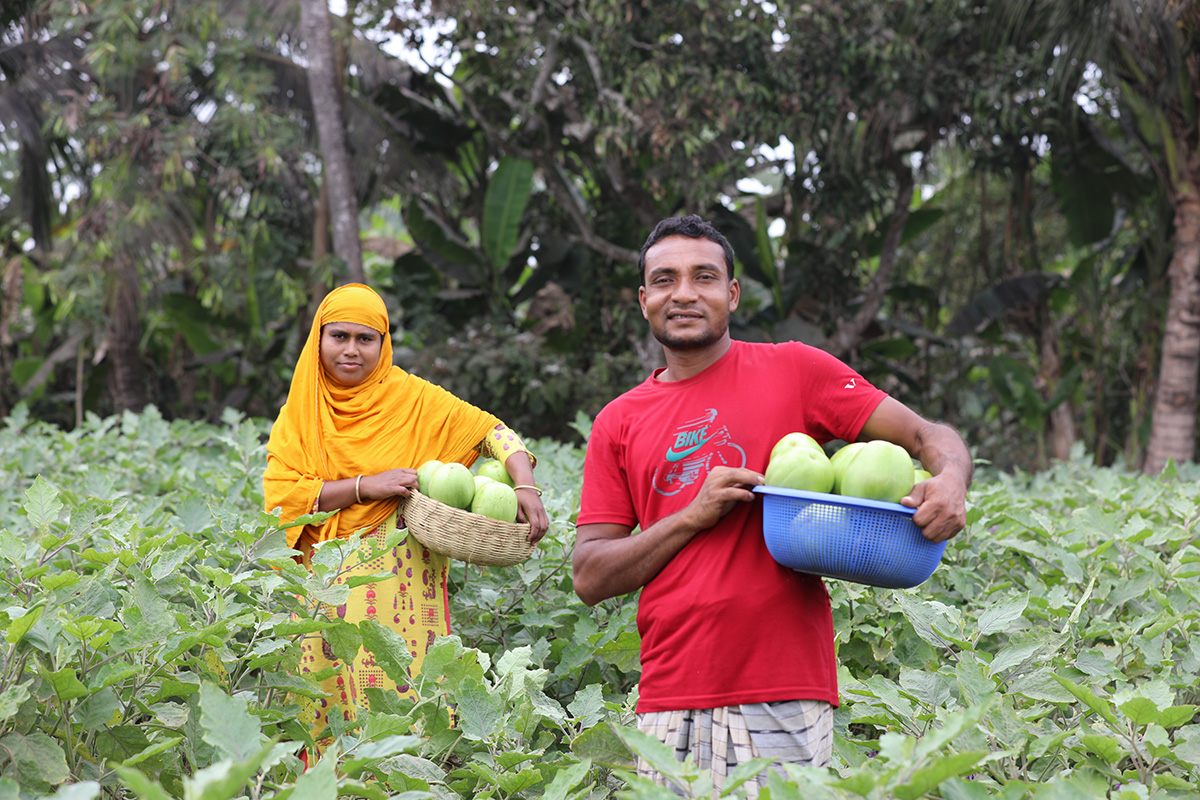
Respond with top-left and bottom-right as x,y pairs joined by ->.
636,700 -> 833,797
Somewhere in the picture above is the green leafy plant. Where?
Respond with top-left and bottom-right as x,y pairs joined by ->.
2,407 -> 1198,798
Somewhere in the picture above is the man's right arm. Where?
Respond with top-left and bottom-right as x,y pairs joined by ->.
572,466 -> 764,606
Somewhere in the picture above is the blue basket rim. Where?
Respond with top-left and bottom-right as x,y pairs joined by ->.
753,484 -> 917,516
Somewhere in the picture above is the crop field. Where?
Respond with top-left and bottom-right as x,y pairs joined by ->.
2,406 -> 1198,798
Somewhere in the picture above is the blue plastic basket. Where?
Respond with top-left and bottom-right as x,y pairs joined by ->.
754,485 -> 947,589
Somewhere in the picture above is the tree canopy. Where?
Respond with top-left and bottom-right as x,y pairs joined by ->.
3,0 -> 1198,473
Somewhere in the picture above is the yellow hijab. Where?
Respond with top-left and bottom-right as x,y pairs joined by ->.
264,283 -> 500,548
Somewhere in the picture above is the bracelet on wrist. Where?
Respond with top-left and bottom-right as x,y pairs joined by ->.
512,484 -> 542,496
355,474 -> 363,504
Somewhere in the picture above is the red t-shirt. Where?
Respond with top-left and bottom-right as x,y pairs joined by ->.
578,340 -> 886,712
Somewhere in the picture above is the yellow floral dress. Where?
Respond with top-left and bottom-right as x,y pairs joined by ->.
296,511 -> 448,744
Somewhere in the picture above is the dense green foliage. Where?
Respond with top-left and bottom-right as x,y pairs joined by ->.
1,407 -> 1198,798
4,1 -> 1199,471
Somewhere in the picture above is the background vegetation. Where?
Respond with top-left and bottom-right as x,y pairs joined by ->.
4,0 -> 1200,473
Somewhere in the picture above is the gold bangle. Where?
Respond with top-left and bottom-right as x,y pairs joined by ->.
512,484 -> 542,496
355,474 -> 363,504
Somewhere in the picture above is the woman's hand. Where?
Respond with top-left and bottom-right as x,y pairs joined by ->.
360,468 -> 419,501
515,488 -> 550,544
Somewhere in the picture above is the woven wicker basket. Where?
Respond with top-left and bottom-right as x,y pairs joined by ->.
400,489 -> 535,566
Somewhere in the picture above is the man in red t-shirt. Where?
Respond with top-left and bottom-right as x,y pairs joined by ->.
573,215 -> 971,795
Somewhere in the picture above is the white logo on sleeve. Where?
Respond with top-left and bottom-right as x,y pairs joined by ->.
845,378 -> 856,389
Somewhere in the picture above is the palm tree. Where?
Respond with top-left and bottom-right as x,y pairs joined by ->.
0,0 -> 84,252
1014,0 -> 1200,472
0,0 -> 89,417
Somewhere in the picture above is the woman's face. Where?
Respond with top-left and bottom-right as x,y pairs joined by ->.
319,321 -> 383,386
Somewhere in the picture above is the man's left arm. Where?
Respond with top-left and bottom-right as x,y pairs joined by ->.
859,397 -> 972,543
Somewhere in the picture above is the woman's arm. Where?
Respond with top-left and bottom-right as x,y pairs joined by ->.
502,451 -> 550,544
317,468 -> 419,511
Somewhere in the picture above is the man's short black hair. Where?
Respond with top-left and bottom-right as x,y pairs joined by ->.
638,215 -> 736,284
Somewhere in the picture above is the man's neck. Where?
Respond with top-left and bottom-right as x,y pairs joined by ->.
656,338 -> 733,382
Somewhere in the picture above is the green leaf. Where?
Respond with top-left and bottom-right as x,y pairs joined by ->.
899,667 -> 953,707
893,592 -> 957,649
323,620 -> 362,665
893,751 -> 987,800
955,656 -> 998,706
3,604 -> 43,644
989,641 -> 1044,676
41,666 -> 89,702
481,157 -> 534,270
610,724 -> 693,786
571,722 -> 635,768
498,768 -> 542,795
119,574 -> 177,647
308,583 -> 351,608
402,201 -> 479,280
1119,697 -> 1161,727
198,682 -> 265,762
1080,734 -> 1125,763
274,618 -> 335,637
940,777 -> 996,800
184,745 -> 275,800
376,753 -> 445,789
976,593 -> 1029,637
117,734 -> 185,768
1158,705 -> 1198,729
114,767 -> 173,800
76,690 -> 121,734
829,771 -> 878,796
47,781 -> 102,799
1028,730 -> 1072,761
754,198 -> 780,295
1154,773 -> 1198,791
567,683 -> 606,729
340,735 -> 421,777
720,757 -> 774,797
864,207 -> 947,258
0,685 -> 31,724
1050,673 -> 1120,726
418,636 -> 467,684
359,619 -> 414,685
0,732 -> 69,791
594,630 -> 642,671
454,681 -> 505,741
23,476 -> 64,530
913,701 -> 992,760
542,759 -> 592,800
290,743 -> 339,799
0,529 -> 24,563
12,357 -> 44,389
345,571 -> 395,589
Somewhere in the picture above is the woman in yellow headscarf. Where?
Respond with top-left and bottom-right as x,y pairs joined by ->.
264,283 -> 549,751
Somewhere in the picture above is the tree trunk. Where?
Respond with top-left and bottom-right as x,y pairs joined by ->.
1143,150 -> 1200,474
824,159 -> 914,360
1039,306 -> 1078,461
304,181 -> 333,335
300,0 -> 363,283
1008,161 -> 1078,463
107,254 -> 147,413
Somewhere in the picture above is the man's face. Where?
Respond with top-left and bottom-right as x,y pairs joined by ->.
639,235 -> 740,351
319,322 -> 383,386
